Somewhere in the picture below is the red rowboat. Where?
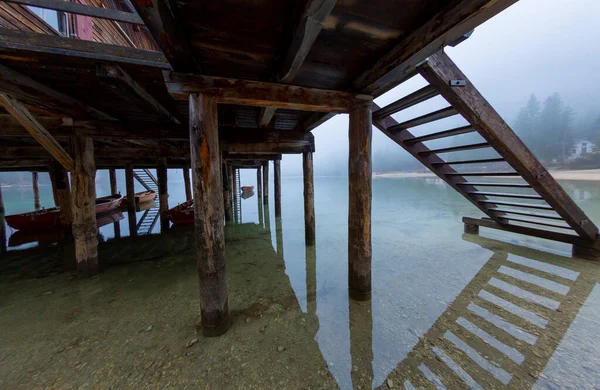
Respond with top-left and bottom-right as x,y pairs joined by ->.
168,200 -> 194,225
122,190 -> 156,206
5,207 -> 61,231
96,194 -> 124,215
241,186 -> 254,193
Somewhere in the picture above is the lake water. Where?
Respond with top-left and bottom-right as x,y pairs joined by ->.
1,172 -> 600,389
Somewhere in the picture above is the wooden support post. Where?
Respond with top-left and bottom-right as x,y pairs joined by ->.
125,163 -> 137,237
464,222 -> 479,235
306,244 -> 316,316
157,158 -> 169,231
71,135 -> 98,278
232,168 -> 238,223
572,245 -> 600,262
0,185 -> 6,254
50,161 -> 72,228
263,162 -> 269,205
189,93 -> 229,336
258,187 -> 264,228
256,167 -> 262,197
303,151 -> 315,245
274,159 -> 281,218
32,171 -> 41,210
223,162 -> 233,222
348,103 -> 372,300
109,168 -> 117,194
183,163 -> 192,202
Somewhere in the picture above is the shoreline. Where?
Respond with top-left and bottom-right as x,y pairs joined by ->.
373,169 -> 600,181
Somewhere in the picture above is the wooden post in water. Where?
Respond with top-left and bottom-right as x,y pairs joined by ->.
190,93 -> 229,336
223,162 -> 233,222
464,222 -> 479,235
109,168 -> 118,194
125,163 -> 137,237
32,171 -> 41,210
348,103 -> 372,300
303,151 -> 315,245
71,135 -> 98,277
183,163 -> 192,202
50,161 -> 72,228
49,167 -> 59,206
232,168 -> 238,223
262,162 -> 269,205
274,159 -> 281,217
256,167 -> 262,198
258,186 -> 264,228
157,158 -> 169,231
0,185 -> 6,254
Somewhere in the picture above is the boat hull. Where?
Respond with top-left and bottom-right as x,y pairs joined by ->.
241,186 -> 254,193
96,194 -> 124,215
122,190 -> 156,206
5,207 -> 61,232
168,201 -> 194,225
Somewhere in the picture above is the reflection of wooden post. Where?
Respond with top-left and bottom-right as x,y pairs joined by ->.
306,243 -> 316,315
190,93 -> 229,337
348,104 -> 372,300
71,135 -> 98,277
264,205 -> 271,233
349,298 -> 373,389
125,163 -> 137,237
303,151 -> 315,245
258,187 -> 264,227
223,163 -> 233,222
256,167 -> 262,197
50,161 -> 72,228
109,168 -> 117,194
183,163 -> 192,202
32,171 -> 41,210
263,162 -> 269,205
274,159 -> 281,217
113,220 -> 121,239
232,168 -> 238,223
157,158 -> 169,231
0,185 -> 6,254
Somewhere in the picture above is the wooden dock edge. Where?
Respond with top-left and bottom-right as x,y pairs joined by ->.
462,216 -> 600,261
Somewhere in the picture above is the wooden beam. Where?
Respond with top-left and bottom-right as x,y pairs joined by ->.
303,151 -> 315,245
223,153 -> 282,161
50,160 -> 71,227
0,94 -> 75,171
5,0 -> 144,25
71,135 -> 98,277
420,51 -> 598,241
124,163 -> 137,237
222,162 -> 233,222
297,112 -> 336,133
164,72 -> 372,112
183,163 -> 192,202
0,28 -> 170,68
0,64 -> 114,120
32,171 -> 40,210
256,167 -> 262,198
353,0 -> 518,95
189,93 -> 229,336
97,64 -> 180,124
156,157 -> 168,231
274,159 -> 281,217
130,0 -> 197,72
348,103 -> 372,300
109,168 -> 117,194
263,162 -> 269,205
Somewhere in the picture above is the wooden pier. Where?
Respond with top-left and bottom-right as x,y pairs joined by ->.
0,0 -> 597,338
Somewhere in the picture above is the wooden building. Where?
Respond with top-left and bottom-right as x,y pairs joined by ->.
0,0 -> 598,337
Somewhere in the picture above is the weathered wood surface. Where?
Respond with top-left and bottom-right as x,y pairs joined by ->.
0,28 -> 170,68
5,0 -> 144,25
0,1 -> 58,34
70,135 -> 98,277
156,157 -> 169,231
109,168 -> 117,194
303,151 -> 315,245
125,163 -> 137,237
130,0 -> 197,72
31,171 -> 40,210
262,162 -> 269,205
274,159 -> 281,217
0,184 -> 5,253
348,104 -> 371,299
0,94 -> 75,171
256,167 -> 262,198
420,51 -> 598,241
97,64 -> 180,123
189,93 -> 229,336
223,163 -> 233,222
183,163 -> 192,202
50,161 -> 71,227
373,85 -> 439,119
164,72 -> 372,112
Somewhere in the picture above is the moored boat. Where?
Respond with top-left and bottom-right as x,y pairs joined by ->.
96,194 -> 124,215
241,190 -> 254,199
5,207 -> 61,232
122,190 -> 156,206
168,201 -> 194,225
241,186 -> 254,193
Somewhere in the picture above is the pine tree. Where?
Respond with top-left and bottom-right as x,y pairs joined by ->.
513,94 -> 540,152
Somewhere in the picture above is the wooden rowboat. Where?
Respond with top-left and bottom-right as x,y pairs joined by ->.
122,190 -> 156,206
95,194 -> 124,215
168,200 -> 194,225
5,207 -> 61,231
241,186 -> 254,193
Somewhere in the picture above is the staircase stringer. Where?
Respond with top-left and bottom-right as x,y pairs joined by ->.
419,51 -> 598,241
372,105 -> 508,225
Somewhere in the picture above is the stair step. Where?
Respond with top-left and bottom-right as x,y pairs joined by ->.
405,125 -> 475,144
431,157 -> 505,166
420,142 -> 490,155
501,217 -> 573,230
488,208 -> 563,221
469,191 -> 543,200
479,200 -> 553,210
388,107 -> 459,133
446,172 -> 519,177
457,182 -> 531,188
373,85 -> 439,119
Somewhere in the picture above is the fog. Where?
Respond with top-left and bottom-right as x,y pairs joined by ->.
276,0 -> 600,177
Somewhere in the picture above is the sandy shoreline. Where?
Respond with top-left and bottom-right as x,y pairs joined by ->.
374,169 -> 600,181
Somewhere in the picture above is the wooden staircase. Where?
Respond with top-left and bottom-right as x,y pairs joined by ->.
372,51 -> 599,252
133,168 -> 159,193
136,206 -> 159,235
